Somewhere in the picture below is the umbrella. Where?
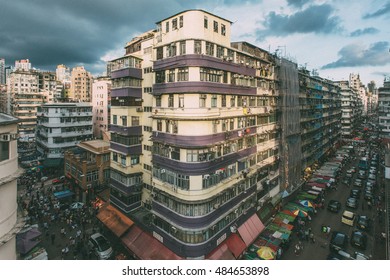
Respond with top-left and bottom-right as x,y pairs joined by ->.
299,200 -> 314,208
256,246 -> 276,260
70,202 -> 84,209
292,209 -> 308,217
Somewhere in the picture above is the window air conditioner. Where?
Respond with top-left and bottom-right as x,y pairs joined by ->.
1,134 -> 10,142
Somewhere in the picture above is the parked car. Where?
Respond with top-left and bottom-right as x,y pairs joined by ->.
356,215 -> 371,232
350,189 -> 361,199
350,231 -> 367,250
327,200 -> 341,213
368,174 -> 376,181
354,251 -> 370,260
330,231 -> 348,253
364,190 -> 373,201
88,233 -> 113,260
354,179 -> 363,188
342,210 -> 356,226
52,178 -> 62,184
346,197 -> 358,209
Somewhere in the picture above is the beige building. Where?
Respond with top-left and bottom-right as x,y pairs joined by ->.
70,66 -> 93,102
109,9 -> 280,259
0,113 -> 24,259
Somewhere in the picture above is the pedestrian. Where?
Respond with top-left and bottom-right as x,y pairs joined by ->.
309,233 -> 315,243
51,233 -> 56,245
304,229 -> 309,241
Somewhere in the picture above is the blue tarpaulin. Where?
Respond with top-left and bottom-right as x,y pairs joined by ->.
54,190 -> 74,199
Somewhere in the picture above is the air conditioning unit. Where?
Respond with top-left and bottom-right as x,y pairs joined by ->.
136,107 -> 143,112
1,134 -> 10,142
171,226 -> 177,233
204,174 -> 210,179
213,203 -> 221,209
161,169 -> 166,173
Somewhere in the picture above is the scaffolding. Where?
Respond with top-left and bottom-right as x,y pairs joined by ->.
277,58 -> 302,193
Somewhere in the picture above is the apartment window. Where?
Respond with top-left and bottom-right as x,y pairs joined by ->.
165,120 -> 170,133
177,67 -> 189,81
200,68 -> 220,82
155,70 -> 165,83
113,115 -> 117,125
112,152 -> 118,162
204,16 -> 208,28
179,41 -> 186,55
205,42 -> 214,56
157,120 -> 162,131
222,121 -> 227,132
167,44 -> 176,57
221,24 -> 226,36
121,155 -> 126,166
156,96 -> 162,107
211,95 -> 217,107
216,45 -> 224,58
199,94 -> 207,108
168,94 -> 174,108
131,116 -> 140,126
166,21 -> 169,33
230,96 -> 236,107
179,95 -> 184,108
172,18 -> 178,30
156,47 -> 163,60
122,115 -> 127,126
167,70 -> 175,82
194,40 -> 202,54
213,21 -> 218,33
179,15 -> 183,28
172,120 -> 178,134
230,118 -> 234,130
221,95 -> 226,107
0,142 -> 9,161
131,156 -> 140,165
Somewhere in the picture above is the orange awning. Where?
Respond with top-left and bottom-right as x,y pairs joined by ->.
225,233 -> 246,258
121,226 -> 182,260
238,214 -> 265,246
97,204 -> 134,237
207,243 -> 235,260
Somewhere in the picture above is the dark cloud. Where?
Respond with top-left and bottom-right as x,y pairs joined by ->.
286,0 -> 310,8
322,41 -> 390,69
0,0 -> 202,74
363,1 -> 390,18
350,27 -> 379,37
256,4 -> 342,40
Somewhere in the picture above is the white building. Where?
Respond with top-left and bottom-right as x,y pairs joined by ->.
36,103 -> 93,159
378,77 -> 390,140
92,77 -> 111,140
0,113 -> 24,260
14,59 -> 31,71
0,58 -> 5,85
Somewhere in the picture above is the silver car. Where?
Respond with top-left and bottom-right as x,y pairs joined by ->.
88,233 -> 113,260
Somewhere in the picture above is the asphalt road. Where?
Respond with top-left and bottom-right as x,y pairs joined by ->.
281,150 -> 386,260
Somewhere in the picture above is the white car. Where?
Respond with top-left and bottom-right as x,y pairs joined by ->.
88,233 -> 113,260
40,176 -> 49,182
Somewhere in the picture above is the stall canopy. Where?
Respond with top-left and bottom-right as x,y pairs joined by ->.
225,233 -> 246,259
121,226 -> 182,260
237,214 -> 265,246
53,190 -> 74,199
207,243 -> 235,260
97,204 -> 134,237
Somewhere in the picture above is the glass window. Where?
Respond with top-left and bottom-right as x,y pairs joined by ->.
167,70 -> 175,82
179,95 -> 184,108
0,142 -> 9,161
113,115 -> 117,125
199,94 -> 206,108
156,96 -> 161,107
172,18 -> 178,30
156,47 -> 163,60
205,42 -> 214,56
180,41 -> 186,55
177,67 -> 188,81
211,95 -> 217,107
194,40 -> 202,54
204,16 -> 208,28
168,94 -> 174,107
131,116 -> 140,126
213,21 -> 218,33
166,21 -> 169,33
179,16 -> 184,28
221,24 -> 226,36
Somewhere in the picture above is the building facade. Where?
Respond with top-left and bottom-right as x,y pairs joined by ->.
92,77 -> 111,140
298,68 -> 342,169
14,59 -> 31,71
70,66 -> 93,102
7,69 -> 43,141
0,114 -> 24,260
109,10 -> 281,258
64,140 -> 110,202
36,103 -> 93,159
0,58 -> 5,85
378,77 -> 390,141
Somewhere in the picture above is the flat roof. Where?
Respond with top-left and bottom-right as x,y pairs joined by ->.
156,9 -> 232,24
77,140 -> 110,154
0,113 -> 19,125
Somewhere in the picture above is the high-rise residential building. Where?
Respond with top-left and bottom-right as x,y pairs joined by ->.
56,64 -> 70,82
70,66 -> 93,102
108,10 -> 281,259
7,69 -> 43,141
0,58 -> 5,85
378,76 -> 390,141
338,80 -> 355,138
298,68 -> 342,170
36,103 -> 93,162
0,113 -> 24,260
39,71 -> 57,103
14,59 -> 31,71
92,77 -> 111,140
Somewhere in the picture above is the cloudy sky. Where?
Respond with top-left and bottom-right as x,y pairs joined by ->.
1,0 -> 389,86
